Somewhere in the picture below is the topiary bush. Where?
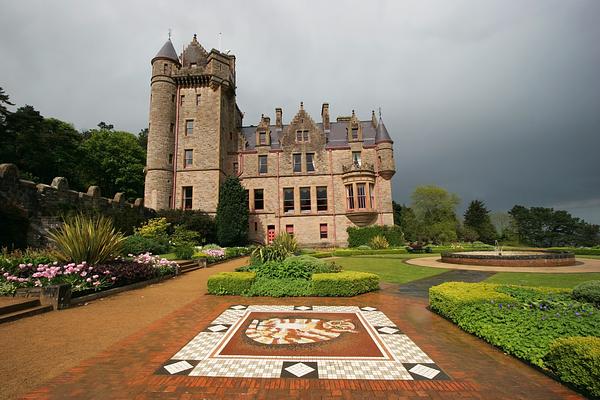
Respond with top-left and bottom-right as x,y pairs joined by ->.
252,256 -> 338,280
544,336 -> 600,398
312,271 -> 379,296
207,272 -> 255,295
347,225 -> 404,247
369,235 -> 389,249
572,280 -> 600,306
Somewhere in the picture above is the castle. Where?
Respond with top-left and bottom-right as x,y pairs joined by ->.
144,36 -> 396,246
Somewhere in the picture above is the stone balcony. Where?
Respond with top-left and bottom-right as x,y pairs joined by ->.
345,209 -> 378,227
341,162 -> 376,184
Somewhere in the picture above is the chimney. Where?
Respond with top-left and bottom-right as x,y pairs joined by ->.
263,115 -> 270,126
371,110 -> 377,127
275,108 -> 282,128
321,103 -> 330,131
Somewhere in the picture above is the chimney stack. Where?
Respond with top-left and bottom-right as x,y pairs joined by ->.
275,108 -> 282,128
321,103 -> 330,131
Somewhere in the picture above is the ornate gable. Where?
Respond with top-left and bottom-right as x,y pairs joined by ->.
280,103 -> 325,148
346,110 -> 363,142
181,34 -> 209,68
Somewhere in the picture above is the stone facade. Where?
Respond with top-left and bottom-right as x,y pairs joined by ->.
145,36 -> 396,246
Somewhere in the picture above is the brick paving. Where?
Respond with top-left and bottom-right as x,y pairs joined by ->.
21,282 -> 583,399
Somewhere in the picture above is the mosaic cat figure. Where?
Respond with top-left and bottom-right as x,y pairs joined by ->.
245,318 -> 356,345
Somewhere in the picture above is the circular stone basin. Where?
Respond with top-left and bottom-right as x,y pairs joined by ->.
440,250 -> 576,267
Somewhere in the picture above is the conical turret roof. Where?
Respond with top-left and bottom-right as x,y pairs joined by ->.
152,39 -> 179,64
375,117 -> 393,144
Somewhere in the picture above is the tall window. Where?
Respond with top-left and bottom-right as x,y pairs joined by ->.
369,183 -> 375,208
259,131 -> 267,145
180,95 -> 185,105
245,189 -> 249,209
352,151 -> 361,167
170,123 -> 175,134
293,154 -> 302,173
168,154 -> 173,164
185,120 -> 193,136
346,184 -> 355,210
254,189 -> 264,210
306,153 -> 315,172
196,94 -> 201,106
184,149 -> 193,167
286,224 -> 294,237
233,162 -> 239,174
182,186 -> 193,210
316,186 -> 328,211
283,188 -> 294,213
163,63 -> 169,74
351,127 -> 358,140
320,223 -> 328,239
357,183 -> 367,209
295,130 -> 308,142
258,155 -> 268,174
300,187 -> 311,212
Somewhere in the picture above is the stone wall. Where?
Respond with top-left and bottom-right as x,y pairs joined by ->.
0,163 -> 153,248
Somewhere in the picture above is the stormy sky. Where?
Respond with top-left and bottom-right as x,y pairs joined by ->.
1,0 -> 599,223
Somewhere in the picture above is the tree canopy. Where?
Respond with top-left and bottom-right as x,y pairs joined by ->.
410,185 -> 460,243
463,200 -> 497,243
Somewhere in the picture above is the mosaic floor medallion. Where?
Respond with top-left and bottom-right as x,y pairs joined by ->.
157,305 -> 449,380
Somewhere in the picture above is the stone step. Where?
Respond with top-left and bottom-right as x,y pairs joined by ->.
0,304 -> 54,325
0,298 -> 41,316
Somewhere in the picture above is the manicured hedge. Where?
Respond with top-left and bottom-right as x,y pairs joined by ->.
347,225 -> 404,247
247,277 -> 312,297
544,336 -> 600,398
312,271 -> 379,296
429,282 -> 599,369
207,272 -> 255,295
547,247 -> 600,256
312,248 -> 408,258
572,280 -> 600,306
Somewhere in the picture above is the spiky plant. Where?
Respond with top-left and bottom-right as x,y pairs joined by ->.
48,214 -> 125,265
369,235 -> 389,250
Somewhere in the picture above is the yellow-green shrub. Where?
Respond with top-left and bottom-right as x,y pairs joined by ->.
312,271 -> 379,296
207,272 -> 255,295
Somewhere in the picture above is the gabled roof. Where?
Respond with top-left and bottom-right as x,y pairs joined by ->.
152,39 -> 179,64
375,117 -> 393,144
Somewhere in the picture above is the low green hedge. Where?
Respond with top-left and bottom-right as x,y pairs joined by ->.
429,282 -> 599,367
547,247 -> 600,256
347,225 -> 404,247
312,271 -> 379,296
544,336 -> 600,398
572,280 -> 600,306
207,272 -> 255,295
207,270 -> 379,297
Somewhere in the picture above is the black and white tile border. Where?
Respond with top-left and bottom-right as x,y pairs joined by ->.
158,305 -> 449,381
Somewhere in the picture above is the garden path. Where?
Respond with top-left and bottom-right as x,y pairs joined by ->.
398,270 -> 496,298
13,277 -> 583,399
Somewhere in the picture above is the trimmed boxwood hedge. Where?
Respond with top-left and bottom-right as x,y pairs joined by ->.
547,247 -> 600,256
347,225 -> 404,248
312,271 -> 379,296
207,270 -> 379,297
207,272 -> 255,295
544,336 -> 600,398
429,282 -> 600,396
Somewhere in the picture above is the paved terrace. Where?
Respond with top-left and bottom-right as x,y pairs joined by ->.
0,257 -> 583,400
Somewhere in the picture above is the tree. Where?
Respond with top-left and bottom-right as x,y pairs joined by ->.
463,200 -> 497,243
393,201 -> 419,242
0,87 -> 14,123
215,176 -> 249,246
509,205 -> 600,247
138,128 -> 148,151
80,129 -> 146,199
410,185 -> 460,243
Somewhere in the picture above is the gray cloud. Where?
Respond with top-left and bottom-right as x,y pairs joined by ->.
1,0 -> 599,222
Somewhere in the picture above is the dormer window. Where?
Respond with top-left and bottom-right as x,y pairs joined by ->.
296,130 -> 309,142
190,62 -> 197,68
259,131 -> 267,145
351,127 -> 359,140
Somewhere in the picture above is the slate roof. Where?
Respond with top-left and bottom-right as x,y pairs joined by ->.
153,40 -> 179,64
375,117 -> 393,144
241,121 -> 380,150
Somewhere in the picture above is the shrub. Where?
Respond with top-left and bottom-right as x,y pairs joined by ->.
215,176 -> 249,246
253,256 -> 334,280
174,243 -> 195,260
171,225 -> 201,247
370,235 -> 389,249
225,247 -> 251,258
121,234 -> 169,256
347,225 -> 404,247
312,271 -> 379,296
48,214 -> 124,264
271,233 -> 299,254
207,272 -> 255,295
248,277 -> 312,297
135,217 -> 170,240
429,282 -> 600,367
356,245 -> 371,250
157,209 -> 216,244
572,280 -> 600,306
544,336 -> 600,397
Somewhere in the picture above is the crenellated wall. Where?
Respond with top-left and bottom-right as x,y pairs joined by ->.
0,163 -> 153,248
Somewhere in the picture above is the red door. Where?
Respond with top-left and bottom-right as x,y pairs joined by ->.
267,225 -> 276,244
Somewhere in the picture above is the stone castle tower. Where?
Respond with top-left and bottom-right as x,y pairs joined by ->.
145,35 -> 396,246
145,35 -> 241,212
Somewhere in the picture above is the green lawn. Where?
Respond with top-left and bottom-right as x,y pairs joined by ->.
158,252 -> 177,260
484,272 -> 600,288
333,255 -> 448,284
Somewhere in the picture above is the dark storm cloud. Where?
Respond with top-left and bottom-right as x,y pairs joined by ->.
1,0 -> 599,222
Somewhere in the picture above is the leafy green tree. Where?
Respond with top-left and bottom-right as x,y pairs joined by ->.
138,128 -> 148,151
80,129 -> 146,199
0,87 -> 14,123
393,201 -> 419,242
463,200 -> 497,243
509,205 -> 600,247
410,185 -> 460,243
215,176 -> 249,246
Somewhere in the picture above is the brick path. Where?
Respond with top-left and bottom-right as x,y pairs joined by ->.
21,282 -> 583,399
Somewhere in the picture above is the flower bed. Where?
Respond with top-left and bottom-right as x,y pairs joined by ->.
429,282 -> 600,397
0,252 -> 177,296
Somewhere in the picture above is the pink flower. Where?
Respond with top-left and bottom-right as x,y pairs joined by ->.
81,271 -> 87,277
111,277 -> 116,281
86,278 -> 92,282
92,275 -> 99,279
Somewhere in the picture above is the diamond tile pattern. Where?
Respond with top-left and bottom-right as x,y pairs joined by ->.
163,360 -> 194,374
284,362 -> 315,377
378,326 -> 401,334
409,364 -> 440,379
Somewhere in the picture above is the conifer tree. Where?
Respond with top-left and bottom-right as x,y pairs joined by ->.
215,176 -> 249,246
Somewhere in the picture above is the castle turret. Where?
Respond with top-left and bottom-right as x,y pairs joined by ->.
145,39 -> 180,210
375,116 -> 395,180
